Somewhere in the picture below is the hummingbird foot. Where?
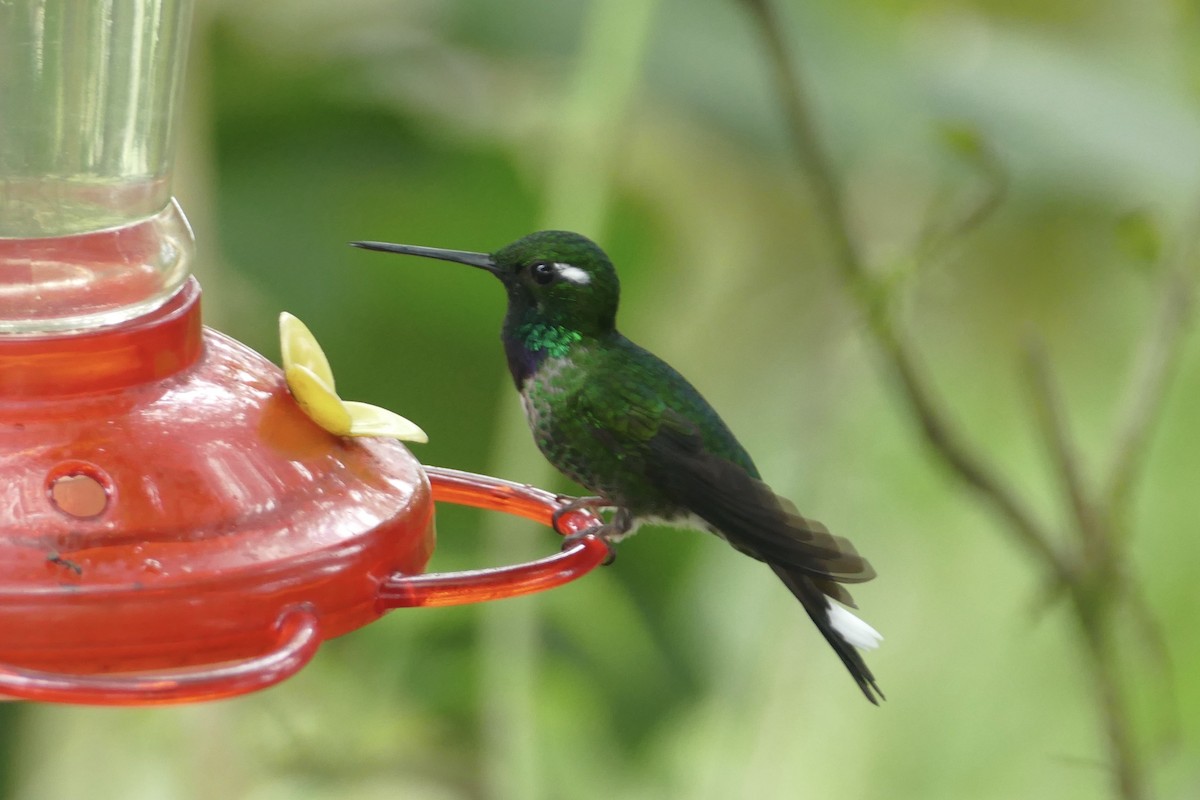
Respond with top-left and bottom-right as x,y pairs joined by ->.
550,495 -> 613,536
556,505 -> 630,566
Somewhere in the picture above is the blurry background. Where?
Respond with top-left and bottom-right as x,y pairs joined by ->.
3,0 -> 1198,797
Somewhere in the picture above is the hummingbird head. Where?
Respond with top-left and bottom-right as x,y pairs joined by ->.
490,230 -> 619,334
352,230 -> 620,336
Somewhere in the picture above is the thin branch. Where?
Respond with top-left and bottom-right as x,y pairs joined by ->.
735,3 -> 1189,799
1073,598 -> 1147,800
738,0 -> 1071,583
735,0 -> 862,284
913,138 -> 1008,271
1104,235 -> 1198,528
1022,334 -> 1106,562
1125,577 -> 1182,749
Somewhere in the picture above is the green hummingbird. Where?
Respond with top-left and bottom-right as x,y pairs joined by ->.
352,230 -> 883,703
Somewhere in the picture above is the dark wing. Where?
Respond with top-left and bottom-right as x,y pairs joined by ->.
643,410 -> 883,704
644,411 -> 874,585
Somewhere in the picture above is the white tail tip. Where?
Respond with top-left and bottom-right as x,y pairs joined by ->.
827,601 -> 883,650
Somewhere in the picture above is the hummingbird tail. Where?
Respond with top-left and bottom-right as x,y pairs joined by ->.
638,415 -> 883,701
771,564 -> 885,705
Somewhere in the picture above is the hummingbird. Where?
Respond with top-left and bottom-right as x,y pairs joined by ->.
352,231 -> 883,703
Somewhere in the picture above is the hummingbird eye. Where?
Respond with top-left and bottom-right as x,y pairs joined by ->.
530,261 -> 557,285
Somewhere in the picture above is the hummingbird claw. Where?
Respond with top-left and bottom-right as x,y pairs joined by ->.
560,526 -> 617,566
554,496 -> 621,566
550,495 -> 610,536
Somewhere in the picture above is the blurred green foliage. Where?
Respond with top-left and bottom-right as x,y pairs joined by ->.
8,0 -> 1200,798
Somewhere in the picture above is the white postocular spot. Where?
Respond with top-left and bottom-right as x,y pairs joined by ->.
555,263 -> 591,285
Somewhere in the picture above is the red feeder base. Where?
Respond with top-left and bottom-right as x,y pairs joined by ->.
0,281 -> 609,704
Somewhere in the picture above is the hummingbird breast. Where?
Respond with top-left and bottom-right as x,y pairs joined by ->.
516,333 -> 756,521
519,354 -> 646,505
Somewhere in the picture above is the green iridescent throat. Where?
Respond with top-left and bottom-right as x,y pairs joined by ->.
503,320 -> 584,387
518,321 -> 582,358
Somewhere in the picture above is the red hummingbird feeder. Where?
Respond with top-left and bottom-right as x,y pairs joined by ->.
0,0 -> 607,706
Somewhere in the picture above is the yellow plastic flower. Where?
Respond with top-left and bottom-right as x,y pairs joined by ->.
280,312 -> 428,443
